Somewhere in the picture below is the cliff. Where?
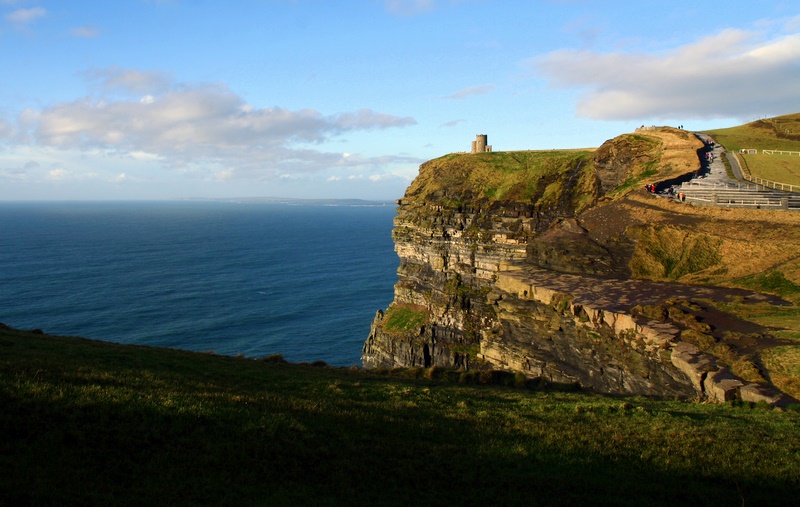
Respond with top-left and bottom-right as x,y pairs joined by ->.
362,127 -> 799,404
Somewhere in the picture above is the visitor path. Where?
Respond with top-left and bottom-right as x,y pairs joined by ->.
696,133 -> 735,184
673,133 -> 800,210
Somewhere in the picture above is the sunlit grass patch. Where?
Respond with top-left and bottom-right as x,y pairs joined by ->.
761,346 -> 800,400
382,303 -> 429,334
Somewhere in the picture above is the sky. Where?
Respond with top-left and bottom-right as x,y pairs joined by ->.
1,0 -> 799,201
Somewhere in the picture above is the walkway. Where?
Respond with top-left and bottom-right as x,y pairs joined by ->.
666,133 -> 800,211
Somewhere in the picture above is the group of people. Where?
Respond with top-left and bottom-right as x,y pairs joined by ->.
646,183 -> 685,201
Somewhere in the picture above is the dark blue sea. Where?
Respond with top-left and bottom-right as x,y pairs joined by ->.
0,201 -> 398,366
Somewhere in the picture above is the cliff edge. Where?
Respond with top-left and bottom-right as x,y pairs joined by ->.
363,127 -> 800,404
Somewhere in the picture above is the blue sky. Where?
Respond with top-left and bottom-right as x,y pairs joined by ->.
1,0 -> 799,200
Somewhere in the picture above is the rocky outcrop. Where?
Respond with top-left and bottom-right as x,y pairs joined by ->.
362,129 -> 794,404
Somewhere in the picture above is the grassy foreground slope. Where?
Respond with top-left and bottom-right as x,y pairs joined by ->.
707,112 -> 800,185
2,326 -> 800,506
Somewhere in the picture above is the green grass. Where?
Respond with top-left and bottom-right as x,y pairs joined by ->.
2,327 -> 800,506
408,150 -> 597,210
735,270 -> 800,298
707,113 -> 800,186
762,346 -> 800,400
382,304 -> 428,334
629,226 -> 722,280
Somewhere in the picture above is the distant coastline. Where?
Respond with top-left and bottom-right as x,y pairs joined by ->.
183,196 -> 396,206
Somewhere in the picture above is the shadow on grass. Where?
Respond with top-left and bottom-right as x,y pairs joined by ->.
1,328 -> 798,506
1,385 -> 796,507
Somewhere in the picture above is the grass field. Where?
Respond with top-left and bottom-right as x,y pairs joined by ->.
2,326 -> 800,506
707,113 -> 800,186
407,149 -> 599,212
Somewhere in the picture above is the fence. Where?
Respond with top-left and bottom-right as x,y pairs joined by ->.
763,149 -> 800,156
683,193 -> 797,210
742,173 -> 800,193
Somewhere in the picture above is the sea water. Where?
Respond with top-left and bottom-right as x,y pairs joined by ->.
0,201 -> 398,366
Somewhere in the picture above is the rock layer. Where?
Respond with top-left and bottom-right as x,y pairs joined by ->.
362,130 -> 794,404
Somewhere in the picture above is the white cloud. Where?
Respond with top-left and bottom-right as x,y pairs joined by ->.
0,160 -> 35,181
70,25 -> 99,38
83,67 -> 174,96
385,0 -> 434,16
534,28 -> 800,121
46,168 -> 68,180
128,150 -> 159,161
0,118 -> 14,139
384,0 -> 475,16
5,7 -> 45,26
444,84 -> 495,100
8,68 -> 418,179
440,119 -> 465,128
213,168 -> 235,181
333,109 -> 415,130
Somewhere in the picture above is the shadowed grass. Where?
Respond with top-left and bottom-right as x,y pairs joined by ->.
2,326 -> 800,506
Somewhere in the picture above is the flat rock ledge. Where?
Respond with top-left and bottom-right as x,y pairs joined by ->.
496,268 -> 795,406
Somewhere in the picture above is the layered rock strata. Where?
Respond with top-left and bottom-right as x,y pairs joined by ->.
362,130 -> 793,403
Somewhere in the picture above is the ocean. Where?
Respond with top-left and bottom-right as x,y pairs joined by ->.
0,201 -> 398,366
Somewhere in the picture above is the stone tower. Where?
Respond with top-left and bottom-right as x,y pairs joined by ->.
470,134 -> 492,154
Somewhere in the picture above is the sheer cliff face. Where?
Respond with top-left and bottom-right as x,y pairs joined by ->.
362,131 -> 706,398
363,130 -> 798,404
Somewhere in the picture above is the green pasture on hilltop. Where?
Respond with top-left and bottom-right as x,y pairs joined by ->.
708,113 -> 800,186
408,150 -> 598,211
2,326 -> 800,506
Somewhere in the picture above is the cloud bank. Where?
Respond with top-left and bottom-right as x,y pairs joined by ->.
5,7 -> 46,26
444,84 -> 495,100
4,68 -> 418,180
535,28 -> 800,121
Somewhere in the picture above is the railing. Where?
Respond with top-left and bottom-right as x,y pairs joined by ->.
742,173 -> 800,193
680,181 -> 759,191
683,194 -> 796,209
763,149 -> 800,156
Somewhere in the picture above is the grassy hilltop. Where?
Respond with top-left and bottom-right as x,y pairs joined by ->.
2,325 -> 800,506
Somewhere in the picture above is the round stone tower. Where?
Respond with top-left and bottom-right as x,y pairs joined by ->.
475,134 -> 487,153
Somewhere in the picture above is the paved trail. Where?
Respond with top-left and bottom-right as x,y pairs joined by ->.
694,133 -> 740,185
